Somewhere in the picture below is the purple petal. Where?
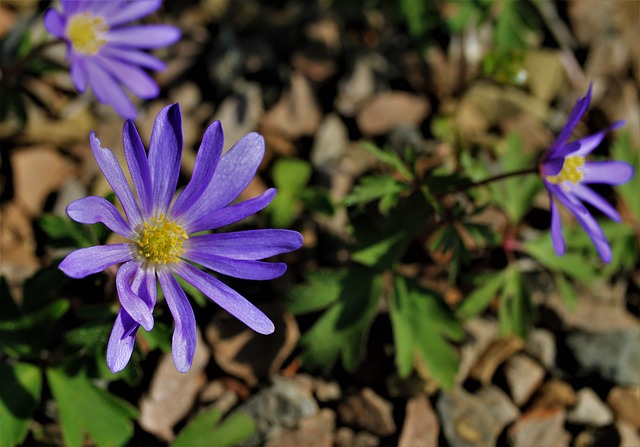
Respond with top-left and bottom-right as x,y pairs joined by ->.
573,121 -> 626,156
571,184 -> 621,222
106,309 -> 138,373
582,161 -> 635,186
99,46 -> 166,71
89,132 -> 143,227
157,269 -> 196,373
174,262 -> 275,334
84,59 -> 137,119
103,0 -> 161,27
548,191 -> 565,256
547,83 -> 592,157
183,253 -> 287,280
122,120 -> 153,218
66,196 -> 132,237
185,229 -> 303,260
148,104 -> 183,215
116,261 -> 154,331
105,25 -> 181,49
543,141 -> 581,171
61,0 -> 84,15
184,188 -> 276,234
69,58 -> 88,92
170,121 -> 223,220
43,9 -> 66,38
93,54 -> 159,99
58,244 -> 133,278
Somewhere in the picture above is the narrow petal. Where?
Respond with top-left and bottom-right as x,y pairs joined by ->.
58,244 -> 133,278
106,309 -> 138,373
548,191 -> 565,256
99,46 -> 166,71
148,104 -> 183,215
173,262 -> 275,335
157,269 -> 196,373
84,59 -> 137,119
93,54 -> 159,99
582,161 -> 635,186
116,261 -> 154,331
572,184 -> 621,222
184,188 -> 276,234
61,0 -> 83,15
105,25 -> 181,48
573,121 -> 626,156
69,58 -> 88,92
122,120 -> 153,218
543,141 -> 581,172
43,9 -> 66,38
185,229 -> 303,260
547,83 -> 592,157
103,0 -> 161,27
67,196 -> 132,237
183,252 -> 287,280
89,132 -> 143,227
170,121 -> 223,220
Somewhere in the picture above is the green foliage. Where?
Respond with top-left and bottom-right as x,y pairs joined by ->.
40,213 -> 109,249
268,158 -> 313,228
0,362 -> 42,447
610,131 -> 640,220
390,276 -> 464,389
455,271 -> 507,320
172,409 -> 255,447
360,142 -> 414,180
345,175 -> 410,214
46,367 -> 138,447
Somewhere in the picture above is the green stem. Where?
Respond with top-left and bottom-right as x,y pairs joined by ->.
1,39 -> 63,84
455,166 -> 539,193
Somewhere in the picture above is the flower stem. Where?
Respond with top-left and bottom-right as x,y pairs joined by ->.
1,39 -> 63,84
455,167 -> 539,193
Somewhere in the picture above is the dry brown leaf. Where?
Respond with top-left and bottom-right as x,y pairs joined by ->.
356,91 -> 430,136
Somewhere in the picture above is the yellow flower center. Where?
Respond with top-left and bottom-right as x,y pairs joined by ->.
136,215 -> 188,265
545,155 -> 585,185
66,13 -> 109,55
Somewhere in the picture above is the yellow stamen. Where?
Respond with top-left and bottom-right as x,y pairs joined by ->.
545,155 -> 585,185
136,214 -> 188,265
66,13 -> 109,55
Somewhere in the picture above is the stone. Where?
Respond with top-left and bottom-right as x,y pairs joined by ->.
567,388 -> 614,426
313,378 -> 342,402
469,336 -> 525,384
456,318 -> 498,383
437,385 -> 519,446
398,393 -> 439,447
617,420 -> 640,447
504,354 -> 546,406
264,408 -> 335,447
338,387 -> 396,437
607,386 -> 640,428
566,328 -> 640,386
508,407 -> 571,447
524,328 -> 556,369
356,91 -> 430,136
531,379 -> 577,409
310,113 -> 349,170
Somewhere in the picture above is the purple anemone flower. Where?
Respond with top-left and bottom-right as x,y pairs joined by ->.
59,104 -> 303,373
540,83 -> 634,263
43,0 -> 180,119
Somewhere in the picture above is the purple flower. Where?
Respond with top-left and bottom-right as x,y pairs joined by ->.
540,84 -> 634,263
43,0 -> 180,119
59,104 -> 303,372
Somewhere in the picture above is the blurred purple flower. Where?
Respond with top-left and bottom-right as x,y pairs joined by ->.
43,0 -> 180,119
59,104 -> 303,372
540,83 -> 634,263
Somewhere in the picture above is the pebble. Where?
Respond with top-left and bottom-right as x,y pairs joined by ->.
504,354 -> 546,406
566,388 -> 614,426
264,408 -> 335,447
508,407 -> 571,447
607,386 -> 640,428
337,387 -> 396,437
398,393 -> 439,447
524,328 -> 556,369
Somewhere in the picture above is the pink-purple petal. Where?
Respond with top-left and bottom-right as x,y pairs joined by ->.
105,25 -> 181,49
84,59 -> 137,119
183,252 -> 287,280
170,120 -> 223,220
99,46 -> 166,71
116,261 -> 154,331
571,184 -> 621,222
174,262 -> 275,335
69,58 -> 88,92
58,244 -> 133,278
582,161 -> 635,186
122,120 -> 153,218
573,121 -> 625,156
103,0 -> 162,27
106,309 -> 139,373
66,196 -> 132,237
93,54 -> 159,99
43,9 -> 66,38
157,269 -> 196,373
148,104 -> 183,214
185,229 -> 303,260
89,132 -> 143,227
547,83 -> 592,157
548,192 -> 565,256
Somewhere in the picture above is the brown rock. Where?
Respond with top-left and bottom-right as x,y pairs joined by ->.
338,387 -> 396,437
508,407 -> 571,447
617,420 -> 640,447
567,388 -> 614,426
504,354 -> 546,406
531,379 -> 577,409
398,394 -> 439,447
607,386 -> 640,429
469,336 -> 525,385
356,91 -> 430,136
265,408 -> 335,447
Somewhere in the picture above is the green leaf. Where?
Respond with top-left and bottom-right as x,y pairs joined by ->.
344,175 -> 409,212
300,187 -> 334,215
0,276 -> 19,322
176,274 -> 207,307
138,321 -> 172,352
456,271 -> 507,319
360,142 -> 413,180
285,269 -> 347,315
298,266 -> 382,374
0,362 -> 42,447
498,266 -> 532,338
46,367 -> 137,447
172,409 -> 255,447
610,131 -> 640,220
22,266 -> 70,312
272,158 -> 312,192
523,234 -> 595,283
554,273 -> 577,312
